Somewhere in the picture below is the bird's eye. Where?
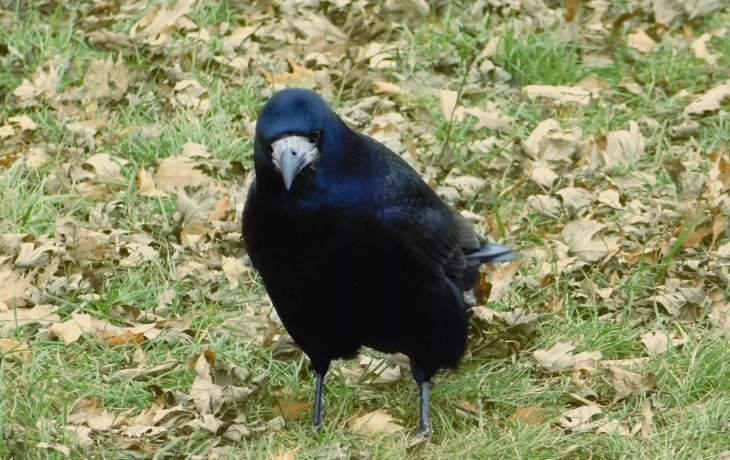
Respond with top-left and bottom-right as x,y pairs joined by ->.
309,129 -> 321,142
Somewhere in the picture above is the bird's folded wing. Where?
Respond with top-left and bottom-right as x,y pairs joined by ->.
357,132 -> 485,281
378,200 -> 481,281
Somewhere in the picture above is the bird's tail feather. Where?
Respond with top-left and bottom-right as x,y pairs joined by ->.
466,242 -> 519,265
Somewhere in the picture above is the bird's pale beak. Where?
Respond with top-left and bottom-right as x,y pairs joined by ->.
271,136 -> 320,190
279,148 -> 307,190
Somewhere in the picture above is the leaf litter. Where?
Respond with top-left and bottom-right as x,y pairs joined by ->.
1,0 -> 729,457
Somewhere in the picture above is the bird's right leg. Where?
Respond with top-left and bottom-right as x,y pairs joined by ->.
411,365 -> 432,438
311,359 -> 330,431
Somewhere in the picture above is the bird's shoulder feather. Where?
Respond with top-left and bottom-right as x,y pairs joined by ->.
354,133 -> 482,282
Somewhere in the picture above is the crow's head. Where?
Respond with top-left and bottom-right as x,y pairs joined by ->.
255,88 -> 342,190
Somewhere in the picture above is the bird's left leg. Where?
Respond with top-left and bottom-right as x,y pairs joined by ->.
411,365 -> 432,438
311,359 -> 330,431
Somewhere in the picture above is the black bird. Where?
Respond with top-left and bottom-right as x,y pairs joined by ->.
242,88 -> 516,437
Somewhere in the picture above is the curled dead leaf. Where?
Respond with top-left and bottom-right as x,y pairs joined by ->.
523,85 -> 596,107
684,80 -> 730,117
534,340 -> 602,373
559,220 -> 620,263
261,59 -> 316,90
49,313 -> 94,344
605,367 -> 655,403
104,329 -> 145,347
153,156 -> 212,192
136,167 -> 168,197
349,409 -> 404,436
639,330 -> 687,357
558,405 -> 602,432
626,28 -> 656,53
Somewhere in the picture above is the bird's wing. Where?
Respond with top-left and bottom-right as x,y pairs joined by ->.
358,134 -> 484,281
379,198 -> 478,281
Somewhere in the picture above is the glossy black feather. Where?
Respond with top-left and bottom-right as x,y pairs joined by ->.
243,88 -> 516,405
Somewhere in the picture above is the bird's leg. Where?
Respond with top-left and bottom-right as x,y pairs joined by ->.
417,380 -> 431,437
411,365 -> 432,438
312,360 -> 330,431
313,372 -> 325,430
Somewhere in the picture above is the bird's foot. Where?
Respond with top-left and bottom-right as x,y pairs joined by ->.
406,428 -> 430,453
409,425 -> 431,440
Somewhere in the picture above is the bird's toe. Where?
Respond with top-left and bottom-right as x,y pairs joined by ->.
406,430 -> 430,453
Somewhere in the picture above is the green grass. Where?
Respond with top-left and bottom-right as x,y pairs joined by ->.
2,1 -> 730,459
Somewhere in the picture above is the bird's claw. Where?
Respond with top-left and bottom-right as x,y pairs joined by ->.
409,425 -> 431,440
406,429 -> 430,453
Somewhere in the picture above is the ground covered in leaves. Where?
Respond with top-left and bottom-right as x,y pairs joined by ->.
1,0 -> 730,458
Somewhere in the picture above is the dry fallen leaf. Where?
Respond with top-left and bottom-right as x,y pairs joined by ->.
463,103 -> 513,134
88,405 -> 117,430
522,85 -> 596,107
509,404 -> 546,425
181,142 -> 211,158
439,89 -> 458,121
626,28 -> 656,53
342,355 -> 402,385
0,305 -> 60,333
605,367 -> 655,403
689,28 -> 726,64
63,425 -> 93,448
136,167 -> 168,197
49,312 -> 94,344
558,406 -> 602,432
641,401 -> 653,438
84,153 -> 127,183
559,220 -> 619,263
185,349 -> 217,377
268,446 -> 301,460
8,115 -> 38,131
12,63 -> 60,106
0,338 -> 32,363
153,156 -> 213,192
25,146 -> 49,168
684,80 -> 730,117
639,330 -> 687,357
36,442 -> 71,457
373,81 -> 404,94
274,396 -> 311,421
527,163 -> 559,189
487,262 -> 520,302
0,269 -> 36,308
105,329 -> 146,347
74,55 -> 130,101
528,194 -> 562,219
601,121 -> 645,169
107,360 -> 181,382
711,215 -> 725,250
261,59 -> 316,89
558,187 -> 596,216
534,339 -> 602,373
169,80 -> 210,113
130,0 -> 196,41
180,222 -> 213,248
349,409 -> 404,435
